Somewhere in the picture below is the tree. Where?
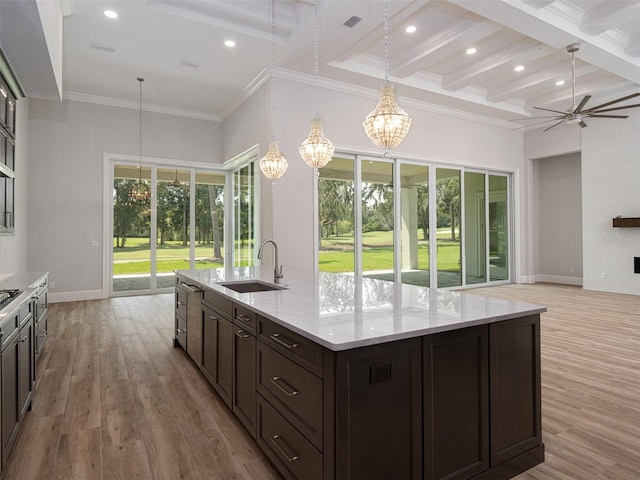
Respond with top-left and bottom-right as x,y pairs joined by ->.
319,179 -> 353,239
436,178 -> 460,240
113,179 -> 144,248
417,185 -> 429,241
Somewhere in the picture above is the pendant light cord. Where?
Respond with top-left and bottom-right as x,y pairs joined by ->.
137,77 -> 144,181
314,1 -> 319,119
384,0 -> 389,86
271,0 -> 276,141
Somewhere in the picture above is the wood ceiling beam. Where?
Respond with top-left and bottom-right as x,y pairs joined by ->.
580,1 -> 640,36
390,19 -> 501,78
442,44 -> 554,92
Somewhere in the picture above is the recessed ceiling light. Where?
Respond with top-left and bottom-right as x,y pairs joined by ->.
405,26 -> 417,34
224,40 -> 236,48
555,80 -> 565,86
514,65 -> 525,72
466,47 -> 477,55
104,10 -> 118,19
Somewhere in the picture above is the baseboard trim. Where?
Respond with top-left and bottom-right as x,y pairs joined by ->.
517,276 -> 536,284
49,289 -> 105,303
534,275 -> 583,286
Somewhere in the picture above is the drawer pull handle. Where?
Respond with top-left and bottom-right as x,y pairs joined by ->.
38,332 -> 48,338
176,301 -> 186,306
176,328 -> 186,334
271,434 -> 299,462
19,336 -> 28,343
235,330 -> 250,339
209,315 -> 219,321
237,314 -> 252,323
270,376 -> 299,397
271,333 -> 299,349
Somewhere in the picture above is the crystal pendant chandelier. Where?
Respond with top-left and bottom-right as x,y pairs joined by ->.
363,0 -> 412,150
129,77 -> 151,205
299,1 -> 334,169
259,0 -> 288,180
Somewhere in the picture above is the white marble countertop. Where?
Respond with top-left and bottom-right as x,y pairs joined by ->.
176,267 -> 546,351
0,272 -> 48,324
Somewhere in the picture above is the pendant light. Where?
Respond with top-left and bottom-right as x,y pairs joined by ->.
129,77 -> 151,205
173,169 -> 181,187
363,0 -> 412,150
299,1 -> 334,170
259,0 -> 288,180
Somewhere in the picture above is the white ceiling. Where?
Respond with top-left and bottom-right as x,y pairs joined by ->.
30,0 -> 640,126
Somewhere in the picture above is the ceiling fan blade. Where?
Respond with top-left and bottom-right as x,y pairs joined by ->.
582,92 -> 640,112
509,115 -> 564,121
579,121 -> 588,128
534,106 -> 569,115
574,95 -> 591,113
512,118 -> 566,130
543,119 -> 567,132
589,103 -> 640,114
585,114 -> 629,119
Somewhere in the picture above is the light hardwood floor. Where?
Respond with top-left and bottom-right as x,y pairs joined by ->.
2,283 -> 639,479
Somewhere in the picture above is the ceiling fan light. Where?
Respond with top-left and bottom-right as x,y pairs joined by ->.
364,84 -> 412,149
300,118 -> 334,168
260,141 -> 288,180
566,115 -> 582,125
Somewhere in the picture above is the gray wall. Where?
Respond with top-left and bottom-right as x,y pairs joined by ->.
27,98 -> 223,298
533,152 -> 583,283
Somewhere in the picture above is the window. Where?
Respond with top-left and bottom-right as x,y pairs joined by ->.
316,153 -> 512,288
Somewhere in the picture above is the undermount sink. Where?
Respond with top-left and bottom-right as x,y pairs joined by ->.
218,280 -> 286,293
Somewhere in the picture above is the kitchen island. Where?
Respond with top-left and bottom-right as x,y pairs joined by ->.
175,267 -> 546,480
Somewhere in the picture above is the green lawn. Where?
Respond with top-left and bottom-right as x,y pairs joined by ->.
114,230 -> 461,276
113,238 -> 247,275
319,228 -> 461,273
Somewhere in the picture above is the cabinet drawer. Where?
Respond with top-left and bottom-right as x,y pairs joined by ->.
257,395 -> 322,480
19,301 -> 33,326
176,288 -> 187,319
257,342 -> 323,450
176,316 -> 187,350
203,290 -> 232,320
233,305 -> 256,335
0,313 -> 19,351
258,317 -> 323,377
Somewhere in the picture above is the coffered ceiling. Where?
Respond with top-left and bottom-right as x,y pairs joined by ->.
18,1 -> 640,127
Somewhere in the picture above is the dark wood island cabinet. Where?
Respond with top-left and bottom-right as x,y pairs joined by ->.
175,268 -> 545,480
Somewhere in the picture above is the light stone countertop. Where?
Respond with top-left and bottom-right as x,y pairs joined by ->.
175,267 -> 546,351
0,272 -> 48,324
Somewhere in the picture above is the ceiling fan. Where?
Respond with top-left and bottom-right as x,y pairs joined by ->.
519,43 -> 640,132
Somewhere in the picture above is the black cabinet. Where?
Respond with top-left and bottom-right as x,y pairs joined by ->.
1,328 -> 19,467
175,281 -> 203,366
0,51 -> 21,235
33,277 -> 48,373
489,315 -> 542,466
201,302 -> 233,408
233,326 -> 256,437
1,299 -> 33,468
423,326 -> 489,480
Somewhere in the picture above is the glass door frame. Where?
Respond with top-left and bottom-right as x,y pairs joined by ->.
104,153 -> 229,297
314,151 -> 515,289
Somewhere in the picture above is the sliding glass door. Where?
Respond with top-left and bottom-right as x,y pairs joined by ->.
316,154 -> 512,289
111,162 -> 227,295
113,164 -> 152,293
318,156 -> 355,273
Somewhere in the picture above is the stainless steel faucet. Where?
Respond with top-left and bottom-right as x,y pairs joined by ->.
257,239 -> 284,284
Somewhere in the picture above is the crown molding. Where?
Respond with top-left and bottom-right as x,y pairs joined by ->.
63,91 -> 222,122
221,68 -> 271,120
